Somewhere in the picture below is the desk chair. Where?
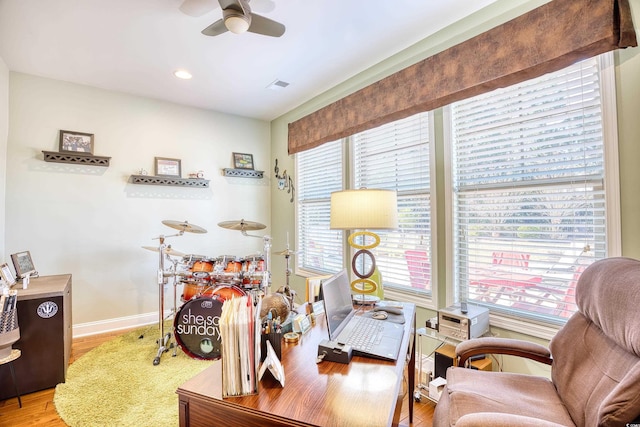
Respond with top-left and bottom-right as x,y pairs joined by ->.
434,257 -> 640,427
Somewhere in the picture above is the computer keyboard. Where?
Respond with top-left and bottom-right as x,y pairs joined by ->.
344,317 -> 383,352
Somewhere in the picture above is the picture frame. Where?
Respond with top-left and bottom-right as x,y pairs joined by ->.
233,152 -> 254,170
11,251 -> 38,279
155,157 -> 182,177
59,130 -> 94,154
0,262 -> 16,287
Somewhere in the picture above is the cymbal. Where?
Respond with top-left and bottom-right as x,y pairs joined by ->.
217,219 -> 266,231
142,246 -> 186,257
275,248 -> 297,256
162,220 -> 207,234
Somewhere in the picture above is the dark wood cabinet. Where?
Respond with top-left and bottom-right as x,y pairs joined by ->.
0,275 -> 72,400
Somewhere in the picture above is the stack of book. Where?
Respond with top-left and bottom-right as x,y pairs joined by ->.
220,295 -> 261,397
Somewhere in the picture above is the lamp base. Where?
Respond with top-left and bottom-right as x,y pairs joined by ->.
352,294 -> 380,305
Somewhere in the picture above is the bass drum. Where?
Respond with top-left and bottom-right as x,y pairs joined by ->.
173,286 -> 247,360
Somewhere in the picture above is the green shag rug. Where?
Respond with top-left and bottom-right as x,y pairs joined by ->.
54,325 -> 212,427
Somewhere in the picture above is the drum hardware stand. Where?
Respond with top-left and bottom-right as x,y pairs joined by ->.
147,220 -> 208,365
275,244 -> 297,312
151,236 -> 175,365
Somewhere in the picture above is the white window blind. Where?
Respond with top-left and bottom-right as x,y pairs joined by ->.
296,140 -> 344,274
353,112 -> 431,294
449,55 -> 610,324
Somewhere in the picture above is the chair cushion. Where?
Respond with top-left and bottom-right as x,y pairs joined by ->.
575,257 -> 640,357
551,313 -> 640,427
444,367 -> 575,426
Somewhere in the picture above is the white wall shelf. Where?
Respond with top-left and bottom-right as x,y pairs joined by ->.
43,151 -> 111,167
129,174 -> 210,188
222,168 -> 264,179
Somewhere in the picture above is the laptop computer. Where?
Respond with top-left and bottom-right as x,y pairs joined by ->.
320,269 -> 404,361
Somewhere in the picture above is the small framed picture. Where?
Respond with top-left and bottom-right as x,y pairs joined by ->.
11,251 -> 38,279
0,263 -> 16,287
59,130 -> 94,154
233,152 -> 254,170
155,157 -> 182,177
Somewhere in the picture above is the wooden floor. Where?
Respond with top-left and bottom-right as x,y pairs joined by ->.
0,329 -> 435,426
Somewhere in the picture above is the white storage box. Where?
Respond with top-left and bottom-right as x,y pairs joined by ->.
429,377 -> 447,401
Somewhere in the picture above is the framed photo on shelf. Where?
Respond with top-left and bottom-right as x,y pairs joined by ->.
233,152 -> 254,170
0,262 -> 16,287
11,251 -> 38,279
155,157 -> 182,177
59,130 -> 94,154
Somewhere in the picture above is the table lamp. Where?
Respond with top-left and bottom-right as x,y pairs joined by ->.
330,188 -> 398,304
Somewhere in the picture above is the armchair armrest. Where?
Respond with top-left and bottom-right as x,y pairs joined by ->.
456,336 -> 552,367
457,413 -> 568,427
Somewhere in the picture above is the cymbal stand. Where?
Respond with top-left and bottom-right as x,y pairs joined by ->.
150,232 -> 182,365
278,244 -> 296,311
239,228 -> 272,293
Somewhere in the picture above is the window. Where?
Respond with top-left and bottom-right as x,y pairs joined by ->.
353,112 -> 432,296
296,112 -> 433,301
296,140 -> 344,275
447,53 -> 618,325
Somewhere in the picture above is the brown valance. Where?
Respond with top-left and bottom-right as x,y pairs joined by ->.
288,0 -> 637,155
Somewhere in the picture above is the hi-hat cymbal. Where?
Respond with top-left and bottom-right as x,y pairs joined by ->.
217,219 -> 266,231
142,245 -> 186,257
162,220 -> 207,234
275,248 -> 297,256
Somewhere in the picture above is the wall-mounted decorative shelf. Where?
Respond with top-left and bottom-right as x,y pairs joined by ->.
43,151 -> 111,167
223,168 -> 264,179
129,174 -> 210,188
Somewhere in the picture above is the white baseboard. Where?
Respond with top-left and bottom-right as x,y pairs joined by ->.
72,311 -> 172,338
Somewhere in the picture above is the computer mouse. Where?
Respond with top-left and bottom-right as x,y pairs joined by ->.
372,311 -> 388,320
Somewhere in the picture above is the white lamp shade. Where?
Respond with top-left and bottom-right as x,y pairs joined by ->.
330,189 -> 398,230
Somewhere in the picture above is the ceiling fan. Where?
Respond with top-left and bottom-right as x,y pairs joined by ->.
179,0 -> 285,37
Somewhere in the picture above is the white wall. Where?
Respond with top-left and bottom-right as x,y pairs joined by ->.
6,73 -> 271,332
0,56 -> 8,263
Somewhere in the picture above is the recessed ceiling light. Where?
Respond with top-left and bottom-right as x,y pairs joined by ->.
174,69 -> 192,80
266,79 -> 290,90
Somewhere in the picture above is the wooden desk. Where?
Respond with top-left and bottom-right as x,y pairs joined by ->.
177,303 -> 415,427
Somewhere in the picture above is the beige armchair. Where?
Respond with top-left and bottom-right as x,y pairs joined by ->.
434,257 -> 640,427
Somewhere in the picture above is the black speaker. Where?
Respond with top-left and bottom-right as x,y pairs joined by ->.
434,344 -> 456,379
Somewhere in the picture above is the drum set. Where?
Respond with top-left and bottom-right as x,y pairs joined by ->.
143,218 -> 280,365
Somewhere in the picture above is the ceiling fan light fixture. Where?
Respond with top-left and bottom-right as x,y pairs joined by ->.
224,13 -> 250,34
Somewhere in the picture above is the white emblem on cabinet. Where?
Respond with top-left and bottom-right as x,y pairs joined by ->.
37,301 -> 59,318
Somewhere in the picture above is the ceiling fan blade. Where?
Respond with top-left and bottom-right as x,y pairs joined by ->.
250,0 -> 275,14
218,0 -> 243,12
247,13 -> 285,37
201,19 -> 229,36
179,0 -> 218,17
